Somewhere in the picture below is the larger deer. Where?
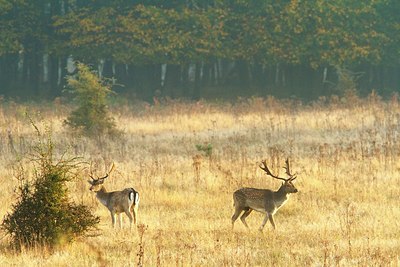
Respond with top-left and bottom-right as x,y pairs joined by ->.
88,163 -> 139,229
232,159 -> 298,231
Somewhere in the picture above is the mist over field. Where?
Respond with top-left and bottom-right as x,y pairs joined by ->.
1,1 -> 399,266
0,96 -> 399,266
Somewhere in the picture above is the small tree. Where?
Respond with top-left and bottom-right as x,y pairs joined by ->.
2,121 -> 99,249
64,62 -> 117,136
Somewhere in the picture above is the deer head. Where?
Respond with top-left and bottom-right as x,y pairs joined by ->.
259,159 -> 298,194
88,162 -> 115,191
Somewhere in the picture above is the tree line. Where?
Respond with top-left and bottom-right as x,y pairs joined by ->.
0,0 -> 399,101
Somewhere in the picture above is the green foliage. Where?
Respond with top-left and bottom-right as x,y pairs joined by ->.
0,1 -> 54,56
1,121 -> 99,249
196,143 -> 213,157
64,62 -> 117,136
1,0 -> 399,67
0,0 -> 399,98
52,0 -> 399,68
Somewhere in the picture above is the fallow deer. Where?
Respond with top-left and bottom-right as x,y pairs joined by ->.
88,163 -> 139,229
232,159 -> 298,231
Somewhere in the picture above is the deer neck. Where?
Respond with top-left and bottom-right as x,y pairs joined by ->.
275,185 -> 290,202
95,186 -> 110,207
266,186 -> 290,215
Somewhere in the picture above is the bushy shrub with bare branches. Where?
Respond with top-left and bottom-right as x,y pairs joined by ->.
1,122 -> 99,249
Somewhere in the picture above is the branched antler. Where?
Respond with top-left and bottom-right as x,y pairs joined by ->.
283,158 -> 297,180
100,162 -> 115,179
89,162 -> 115,180
259,160 -> 288,181
89,161 -> 95,180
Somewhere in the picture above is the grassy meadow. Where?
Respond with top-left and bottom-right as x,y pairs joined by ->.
0,95 -> 399,266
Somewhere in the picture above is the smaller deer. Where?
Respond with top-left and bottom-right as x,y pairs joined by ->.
88,163 -> 139,229
232,159 -> 298,231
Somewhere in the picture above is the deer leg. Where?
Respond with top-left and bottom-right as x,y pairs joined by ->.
240,209 -> 252,229
130,204 -> 138,225
125,209 -> 134,228
231,208 -> 243,229
259,213 -> 270,232
268,214 -> 276,230
110,212 -> 116,228
118,213 -> 123,229
133,207 -> 137,225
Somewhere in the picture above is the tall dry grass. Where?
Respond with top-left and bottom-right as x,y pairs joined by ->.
0,95 -> 399,266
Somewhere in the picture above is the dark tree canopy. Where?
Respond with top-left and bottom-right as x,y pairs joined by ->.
0,0 -> 399,100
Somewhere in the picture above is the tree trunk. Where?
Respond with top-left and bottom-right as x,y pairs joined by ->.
164,64 -> 181,98
193,62 -> 202,100
126,64 -> 161,101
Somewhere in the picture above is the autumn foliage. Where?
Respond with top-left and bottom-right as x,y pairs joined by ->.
0,1 -> 399,99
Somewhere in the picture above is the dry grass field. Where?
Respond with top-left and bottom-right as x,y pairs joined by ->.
0,95 -> 399,266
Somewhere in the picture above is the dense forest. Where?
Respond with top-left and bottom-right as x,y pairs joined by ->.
0,0 -> 399,101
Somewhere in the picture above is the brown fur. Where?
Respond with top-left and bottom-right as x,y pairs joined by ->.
89,179 -> 139,228
232,180 -> 297,231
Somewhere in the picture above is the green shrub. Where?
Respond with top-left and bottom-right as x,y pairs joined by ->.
1,122 -> 99,249
195,143 -> 213,157
64,62 -> 117,136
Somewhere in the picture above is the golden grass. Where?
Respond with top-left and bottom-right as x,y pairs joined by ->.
0,96 -> 399,266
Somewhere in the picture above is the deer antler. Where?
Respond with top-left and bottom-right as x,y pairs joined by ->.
259,160 -> 288,181
89,162 -> 115,180
100,162 -> 115,180
89,161 -> 96,180
283,158 -> 297,180
108,162 -> 115,176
